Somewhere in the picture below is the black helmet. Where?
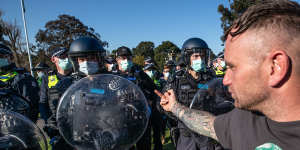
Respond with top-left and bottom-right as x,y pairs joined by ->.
69,37 -> 105,57
0,44 -> 13,56
115,46 -> 132,57
32,62 -> 49,71
181,38 -> 210,66
68,37 -> 106,73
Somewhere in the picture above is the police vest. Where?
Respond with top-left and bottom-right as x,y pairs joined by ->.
48,75 -> 59,88
47,74 -> 60,115
0,71 -> 17,83
215,69 -> 225,76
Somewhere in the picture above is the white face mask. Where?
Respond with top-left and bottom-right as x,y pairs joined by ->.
164,72 -> 170,79
79,61 -> 99,75
220,61 -> 226,68
145,70 -> 154,78
108,64 -> 114,71
120,60 -> 132,71
37,72 -> 45,78
58,58 -> 72,70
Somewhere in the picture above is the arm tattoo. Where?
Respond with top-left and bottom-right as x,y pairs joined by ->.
172,101 -> 218,141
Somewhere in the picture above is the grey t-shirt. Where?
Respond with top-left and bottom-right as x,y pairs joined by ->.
214,108 -> 300,150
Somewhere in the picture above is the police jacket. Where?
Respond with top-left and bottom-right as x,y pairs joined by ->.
163,69 -> 215,146
40,71 -> 72,115
113,65 -> 157,108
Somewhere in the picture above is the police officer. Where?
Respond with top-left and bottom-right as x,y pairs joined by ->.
33,62 -> 51,124
143,62 -> 165,149
160,60 -> 177,144
144,63 -> 162,90
68,37 -> 106,78
162,38 -> 215,150
209,52 -> 234,116
39,47 -> 73,149
212,52 -> 226,78
114,46 -> 157,150
0,44 -> 39,122
104,56 -> 117,73
33,62 -> 50,86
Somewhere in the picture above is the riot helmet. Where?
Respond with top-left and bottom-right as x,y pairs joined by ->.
181,38 -> 210,72
69,37 -> 106,75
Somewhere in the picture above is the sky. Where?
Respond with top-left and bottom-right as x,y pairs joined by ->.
1,0 -> 299,55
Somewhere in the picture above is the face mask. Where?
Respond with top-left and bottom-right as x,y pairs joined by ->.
191,59 -> 205,72
0,58 -> 10,68
146,70 -> 154,78
164,72 -> 170,79
220,61 -> 226,68
79,61 -> 99,75
37,72 -> 45,78
120,60 -> 133,71
108,64 -> 114,71
58,58 -> 72,70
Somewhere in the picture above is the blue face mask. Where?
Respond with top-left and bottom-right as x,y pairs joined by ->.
191,59 -> 205,72
58,58 -> 72,70
120,60 -> 133,71
0,58 -> 10,68
79,61 -> 99,75
146,70 -> 154,78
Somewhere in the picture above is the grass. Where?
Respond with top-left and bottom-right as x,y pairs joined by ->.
152,128 -> 175,150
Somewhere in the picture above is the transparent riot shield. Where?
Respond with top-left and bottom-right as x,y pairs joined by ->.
190,78 -> 234,115
57,74 -> 150,150
0,110 -> 48,150
0,89 -> 31,118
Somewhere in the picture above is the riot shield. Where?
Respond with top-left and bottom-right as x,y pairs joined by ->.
57,74 -> 150,150
0,110 -> 48,150
0,89 -> 31,119
191,78 -> 234,115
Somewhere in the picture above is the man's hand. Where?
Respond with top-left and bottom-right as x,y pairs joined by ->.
154,89 -> 177,112
155,89 -> 218,141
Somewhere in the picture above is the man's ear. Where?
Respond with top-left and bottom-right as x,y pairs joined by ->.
268,50 -> 290,87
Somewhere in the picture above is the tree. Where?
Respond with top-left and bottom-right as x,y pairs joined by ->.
0,10 -> 6,44
35,14 -> 108,56
132,41 -> 155,58
154,41 -> 180,70
132,55 -> 144,67
2,20 -> 25,67
218,0 -> 264,42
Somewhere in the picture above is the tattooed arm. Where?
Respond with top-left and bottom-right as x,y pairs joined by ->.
172,101 -> 218,141
155,89 -> 218,141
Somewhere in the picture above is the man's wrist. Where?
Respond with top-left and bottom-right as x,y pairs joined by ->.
171,101 -> 185,119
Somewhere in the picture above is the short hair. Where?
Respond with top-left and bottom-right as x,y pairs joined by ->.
225,0 -> 300,40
